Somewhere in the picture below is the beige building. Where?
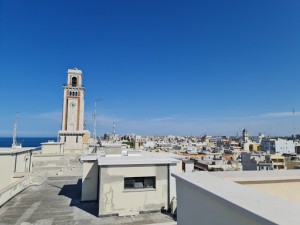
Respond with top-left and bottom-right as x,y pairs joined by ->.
270,154 -> 286,170
172,170 -> 300,225
81,147 -> 181,217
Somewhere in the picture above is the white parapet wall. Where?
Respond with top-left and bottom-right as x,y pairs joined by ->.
0,174 -> 46,207
41,142 -> 65,155
172,171 -> 300,225
0,148 -> 34,190
0,147 -> 47,208
32,154 -> 69,168
0,154 -> 15,190
0,176 -> 31,207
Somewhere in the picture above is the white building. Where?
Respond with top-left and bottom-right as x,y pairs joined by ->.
252,133 -> 265,144
261,139 -> 295,154
80,147 -> 182,217
58,68 -> 90,153
143,141 -> 155,149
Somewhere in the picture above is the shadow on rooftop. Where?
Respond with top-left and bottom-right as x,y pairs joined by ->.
57,179 -> 98,217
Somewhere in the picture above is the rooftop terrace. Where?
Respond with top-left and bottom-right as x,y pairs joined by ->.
0,156 -> 176,225
0,176 -> 176,225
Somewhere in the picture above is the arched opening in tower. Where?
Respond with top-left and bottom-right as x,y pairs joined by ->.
72,77 -> 77,87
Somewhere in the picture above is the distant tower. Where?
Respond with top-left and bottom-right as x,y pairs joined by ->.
242,129 -> 249,142
59,68 -> 89,151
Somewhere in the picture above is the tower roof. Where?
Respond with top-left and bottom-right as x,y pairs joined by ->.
67,68 -> 82,74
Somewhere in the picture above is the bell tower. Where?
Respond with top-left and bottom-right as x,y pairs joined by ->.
242,129 -> 249,142
59,68 -> 89,152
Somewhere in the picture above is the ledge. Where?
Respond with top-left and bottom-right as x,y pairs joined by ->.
123,188 -> 156,193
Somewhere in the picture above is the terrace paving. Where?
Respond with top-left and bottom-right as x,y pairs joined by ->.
0,176 -> 176,225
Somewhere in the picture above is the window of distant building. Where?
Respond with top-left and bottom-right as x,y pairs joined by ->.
124,177 -> 156,189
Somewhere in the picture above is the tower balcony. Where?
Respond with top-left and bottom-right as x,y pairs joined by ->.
63,84 -> 85,89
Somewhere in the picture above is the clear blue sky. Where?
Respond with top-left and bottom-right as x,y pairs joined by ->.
0,0 -> 300,137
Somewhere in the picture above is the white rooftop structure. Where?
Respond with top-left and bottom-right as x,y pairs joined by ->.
81,150 -> 182,165
80,147 -> 182,217
172,170 -> 300,225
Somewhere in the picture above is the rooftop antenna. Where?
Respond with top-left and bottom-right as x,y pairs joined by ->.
93,99 -> 102,141
112,121 -> 116,142
84,120 -> 88,130
57,119 -> 62,142
113,121 -> 116,136
12,112 -> 22,149
293,108 -> 296,140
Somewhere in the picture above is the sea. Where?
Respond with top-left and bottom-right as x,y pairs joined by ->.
0,137 -> 57,148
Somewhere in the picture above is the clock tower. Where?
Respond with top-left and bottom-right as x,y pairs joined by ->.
59,68 -> 89,152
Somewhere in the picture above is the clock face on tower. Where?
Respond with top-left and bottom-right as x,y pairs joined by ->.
68,100 -> 78,131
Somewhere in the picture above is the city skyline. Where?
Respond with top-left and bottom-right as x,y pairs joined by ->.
1,1 -> 300,137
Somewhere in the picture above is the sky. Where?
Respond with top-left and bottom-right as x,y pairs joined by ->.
0,0 -> 300,137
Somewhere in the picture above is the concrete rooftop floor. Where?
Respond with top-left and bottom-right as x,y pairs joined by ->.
0,176 -> 176,225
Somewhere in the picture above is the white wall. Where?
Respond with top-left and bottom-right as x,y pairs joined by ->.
0,176 -> 31,207
261,140 -> 295,154
81,161 -> 98,201
0,155 -> 15,189
32,155 -> 69,167
0,150 -> 32,190
15,151 -> 31,173
176,179 -> 264,225
99,164 -> 169,216
275,140 -> 295,154
169,163 -> 178,204
41,144 -> 64,154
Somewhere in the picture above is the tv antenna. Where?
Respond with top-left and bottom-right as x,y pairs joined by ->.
293,108 -> 296,140
93,99 -> 102,141
12,112 -> 22,149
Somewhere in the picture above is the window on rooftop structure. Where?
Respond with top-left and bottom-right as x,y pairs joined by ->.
124,177 -> 155,189
124,178 -> 135,189
72,77 -> 77,87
